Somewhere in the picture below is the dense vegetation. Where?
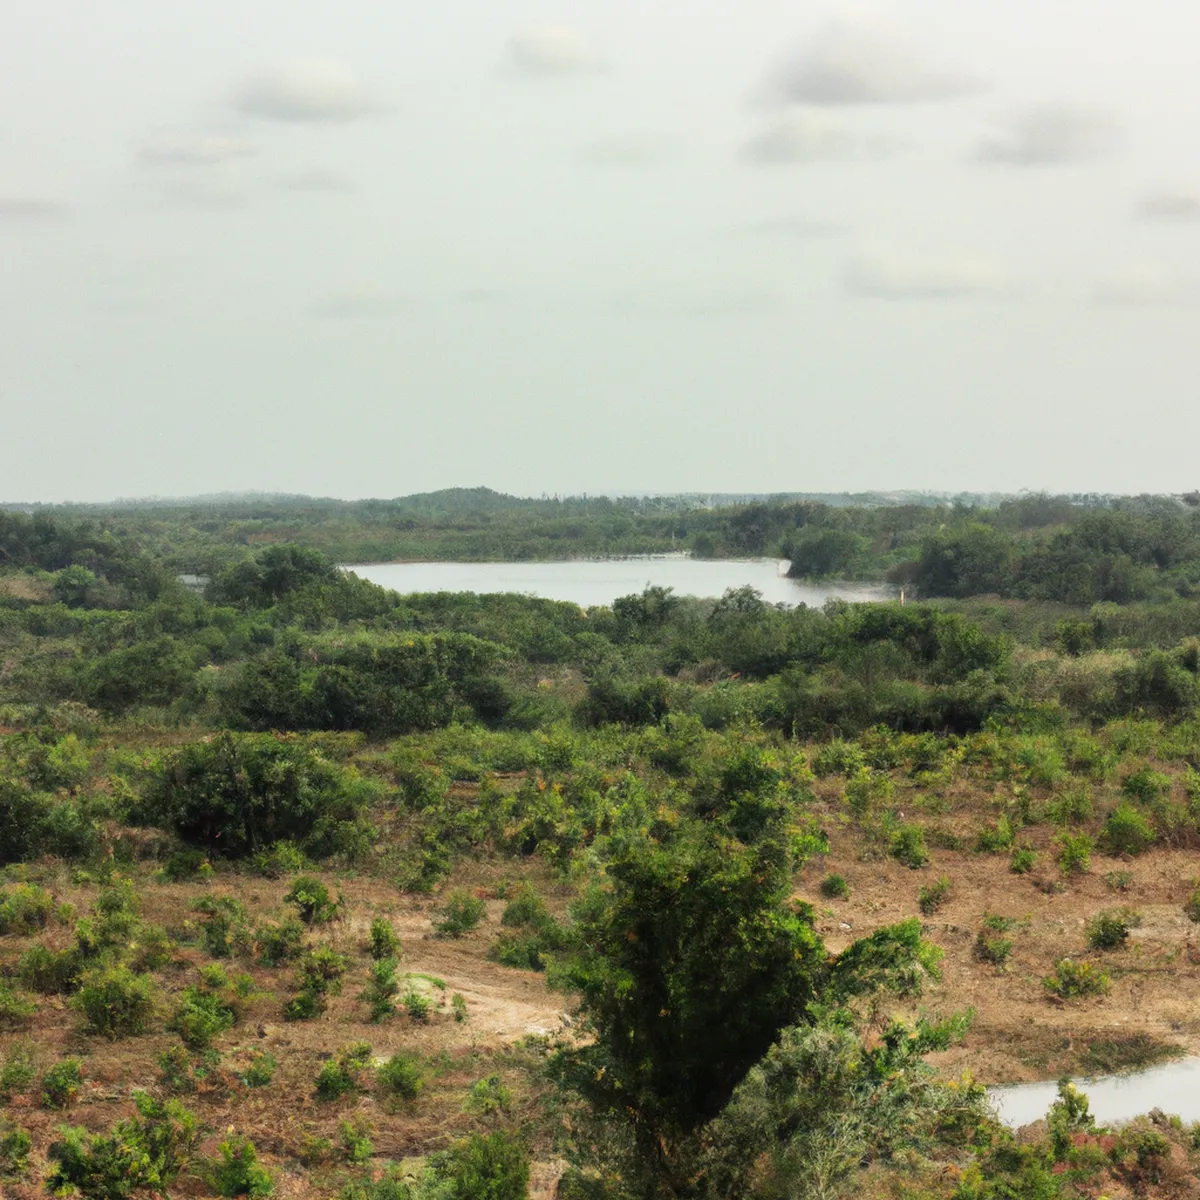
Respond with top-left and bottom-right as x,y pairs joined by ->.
3,493 -> 1200,1198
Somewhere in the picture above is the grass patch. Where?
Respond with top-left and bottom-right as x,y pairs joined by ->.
1078,1034 -> 1185,1076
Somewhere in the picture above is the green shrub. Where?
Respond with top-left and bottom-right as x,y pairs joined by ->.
1104,870 -> 1134,892
973,915 -> 1016,966
1122,765 -> 1172,805
917,876 -> 951,916
240,1050 -> 277,1088
339,1116 -> 374,1164
819,873 -> 850,900
0,982 -> 36,1030
17,943 -> 82,994
1100,804 -> 1156,857
73,967 -> 155,1038
465,1073 -> 512,1117
158,1045 -> 201,1094
890,823 -> 929,870
403,989 -> 431,1021
314,1041 -> 373,1101
1186,888 -> 1200,923
42,1057 -> 84,1108
0,1123 -> 31,1179
0,883 -> 55,934
285,875 -> 340,925
435,1131 -> 530,1200
1045,785 -> 1094,827
452,993 -> 468,1023
377,1051 -> 424,1102
46,1091 -> 199,1199
434,889 -> 486,938
811,740 -> 866,778
251,840 -> 307,880
284,947 -> 347,1021
1043,958 -> 1111,999
1087,908 -> 1140,951
974,817 -> 1015,854
1055,831 -> 1093,875
210,1136 -> 275,1197
0,1041 -> 36,1100
195,896 -> 251,959
172,985 -> 237,1050
368,917 -> 400,960
361,957 -> 400,1022
255,917 -> 305,966
1009,845 -> 1036,874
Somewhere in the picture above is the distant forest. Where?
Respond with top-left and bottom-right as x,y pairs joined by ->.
4,487 -> 1200,607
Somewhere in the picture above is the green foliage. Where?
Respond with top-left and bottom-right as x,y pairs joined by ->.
172,981 -> 239,1050
340,1116 -> 374,1164
46,1090 -> 199,1200
1121,764 -> 1172,805
42,1057 -> 84,1108
250,840 -> 307,879
1087,907 -> 1140,950
0,1041 -> 37,1100
973,914 -> 1016,966
1047,1079 -> 1096,1160
1100,803 -> 1156,856
403,988 -> 432,1021
377,1051 -> 424,1102
465,1073 -> 512,1117
1185,888 -> 1200,923
0,882 -> 55,933
974,816 -> 1015,853
890,822 -> 929,869
818,873 -> 850,900
361,956 -> 400,1022
369,916 -> 401,960
283,947 -> 347,1021
73,967 -> 155,1038
1055,830 -> 1093,875
434,889 -> 486,938
139,732 -> 376,860
917,876 -> 952,916
0,1122 -> 32,1179
452,992 -> 468,1022
1043,958 -> 1111,999
209,1136 -> 275,1198
315,1041 -> 374,1101
0,981 -> 36,1030
240,1050 -> 277,1088
1009,845 -> 1036,874
196,895 -> 251,958
284,875 -> 341,925
435,1131 -> 530,1200
254,916 -> 305,966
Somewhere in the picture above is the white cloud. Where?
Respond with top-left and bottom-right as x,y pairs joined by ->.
610,282 -> 783,318
0,197 -> 66,219
847,248 -> 1008,299
311,288 -> 407,318
278,169 -> 356,193
139,133 -> 257,166
1093,264 -> 1200,306
974,105 -> 1117,166
741,112 -> 900,164
773,21 -> 982,106
581,134 -> 674,167
507,27 -> 599,77
235,61 -> 375,123
1139,193 -> 1200,221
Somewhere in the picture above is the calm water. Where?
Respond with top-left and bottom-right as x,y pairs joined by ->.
346,557 -> 891,609
989,1057 -> 1200,1128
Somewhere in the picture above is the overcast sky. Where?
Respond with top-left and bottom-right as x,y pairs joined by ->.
3,0 -> 1200,502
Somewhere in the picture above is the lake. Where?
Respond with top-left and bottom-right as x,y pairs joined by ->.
989,1057 -> 1200,1128
346,557 -> 891,609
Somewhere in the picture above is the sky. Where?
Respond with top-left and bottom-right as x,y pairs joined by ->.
3,0 -> 1200,502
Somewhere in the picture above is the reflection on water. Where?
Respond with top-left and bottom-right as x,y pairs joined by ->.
347,556 -> 890,609
989,1057 -> 1200,1128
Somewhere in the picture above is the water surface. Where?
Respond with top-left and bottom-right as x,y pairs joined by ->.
348,557 -> 889,609
989,1057 -> 1200,1128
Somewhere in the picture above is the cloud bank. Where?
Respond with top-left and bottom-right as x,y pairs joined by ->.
847,248 -> 1008,299
235,62 -> 375,123
139,133 -> 257,166
975,105 -> 1117,166
741,112 -> 899,163
507,27 -> 599,77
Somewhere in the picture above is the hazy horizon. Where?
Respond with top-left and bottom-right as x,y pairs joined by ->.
4,1 -> 1200,502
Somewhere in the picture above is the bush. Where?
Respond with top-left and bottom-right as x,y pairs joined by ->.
1009,845 -> 1036,874
917,876 -> 951,916
1055,831 -> 1093,875
361,957 -> 400,1022
403,989 -> 432,1021
314,1041 -> 373,1101
465,1073 -> 512,1117
0,982 -> 36,1030
436,1131 -> 530,1200
434,889 -> 486,938
368,917 -> 400,960
74,967 -> 155,1038
1043,958 -> 1111,999
1186,888 -> 1200,923
240,1050 -> 277,1088
1100,804 -> 1156,857
42,1057 -> 84,1108
890,824 -> 929,870
210,1136 -> 275,1198
340,1115 -> 374,1163
973,915 -> 1016,966
1104,869 -> 1134,892
1122,765 -> 1172,805
17,944 -> 81,994
255,917 -> 305,966
46,1091 -> 199,1199
974,817 -> 1015,854
196,897 -> 251,959
0,1123 -> 31,1179
819,873 -> 850,900
285,875 -> 340,925
1087,908 -> 1140,950
284,947 -> 347,1021
377,1051 -> 424,1102
0,883 -> 55,934
0,1041 -> 36,1100
452,992 -> 468,1023
172,984 -> 238,1050
251,840 -> 307,880
159,849 -> 214,882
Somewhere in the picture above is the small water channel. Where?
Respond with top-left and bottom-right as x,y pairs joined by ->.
347,556 -> 891,609
989,1057 -> 1200,1128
